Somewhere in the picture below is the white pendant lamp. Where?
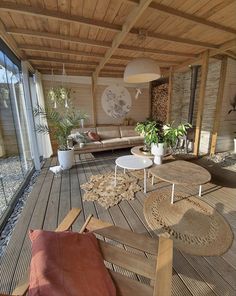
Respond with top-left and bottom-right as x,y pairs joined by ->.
124,57 -> 161,83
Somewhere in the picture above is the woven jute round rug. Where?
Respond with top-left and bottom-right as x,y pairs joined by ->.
81,173 -> 141,209
144,189 -> 233,256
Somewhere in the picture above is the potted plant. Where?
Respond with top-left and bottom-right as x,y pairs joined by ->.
164,122 -> 191,154
34,104 -> 87,170
146,121 -> 165,165
135,120 -> 154,152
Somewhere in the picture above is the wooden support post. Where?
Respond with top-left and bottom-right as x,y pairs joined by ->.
193,50 -> 209,156
210,57 -> 228,155
166,67 -> 173,123
91,73 -> 97,126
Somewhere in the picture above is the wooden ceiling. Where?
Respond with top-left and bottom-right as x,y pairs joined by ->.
0,0 -> 235,78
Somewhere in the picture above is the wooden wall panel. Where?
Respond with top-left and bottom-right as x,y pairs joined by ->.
42,76 -> 150,127
43,80 -> 94,126
216,58 -> 236,152
96,84 -> 150,125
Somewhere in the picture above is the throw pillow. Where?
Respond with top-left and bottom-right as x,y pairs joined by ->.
28,230 -> 116,296
88,131 -> 101,141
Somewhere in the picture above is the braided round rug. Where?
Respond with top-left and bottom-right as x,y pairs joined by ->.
144,189 -> 233,256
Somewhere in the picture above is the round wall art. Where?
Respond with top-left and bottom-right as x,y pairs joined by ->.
101,84 -> 132,118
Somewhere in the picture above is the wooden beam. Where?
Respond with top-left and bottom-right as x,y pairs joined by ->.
28,56 -> 99,66
0,1 -> 225,50
0,19 -> 24,59
225,51 -> 236,60
148,1 -> 236,35
27,56 -> 127,69
8,28 -> 201,60
19,44 -> 134,61
91,74 -> 97,126
20,45 -> 179,65
0,2 -> 121,32
130,28 -> 219,49
210,57 -> 228,155
174,38 -> 236,71
193,50 -> 209,156
119,44 -> 198,58
94,0 -> 153,77
7,28 -> 111,48
166,67 -> 173,123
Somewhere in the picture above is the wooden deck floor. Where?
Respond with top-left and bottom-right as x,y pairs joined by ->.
1,149 -> 236,296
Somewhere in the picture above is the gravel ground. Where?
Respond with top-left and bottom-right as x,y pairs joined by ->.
206,151 -> 236,172
0,156 -> 33,217
0,169 -> 40,257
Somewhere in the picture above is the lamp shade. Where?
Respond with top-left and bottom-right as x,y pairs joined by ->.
124,58 -> 161,83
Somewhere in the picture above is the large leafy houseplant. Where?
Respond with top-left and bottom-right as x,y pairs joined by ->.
34,105 -> 86,151
34,94 -> 88,169
164,122 -> 191,153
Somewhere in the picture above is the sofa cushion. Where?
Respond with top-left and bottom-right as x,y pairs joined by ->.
119,126 -> 139,138
96,126 -> 121,140
88,131 -> 101,141
101,138 -> 129,148
123,136 -> 144,145
71,127 -> 96,134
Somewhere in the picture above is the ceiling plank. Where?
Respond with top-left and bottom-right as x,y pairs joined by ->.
0,19 -> 24,59
27,56 -> 127,68
0,2 -> 121,32
94,0 -> 153,77
7,28 -> 111,48
174,38 -> 236,71
130,28 -> 219,49
20,45 -> 180,65
19,40 -> 198,60
7,26 -> 218,55
118,44 -> 198,58
19,44 -> 104,58
129,0 -> 236,35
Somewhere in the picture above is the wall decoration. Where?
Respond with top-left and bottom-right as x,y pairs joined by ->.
101,84 -> 132,118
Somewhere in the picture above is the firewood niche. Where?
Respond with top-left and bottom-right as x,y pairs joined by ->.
151,78 -> 169,123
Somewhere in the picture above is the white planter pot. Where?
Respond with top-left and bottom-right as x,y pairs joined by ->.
234,138 -> 236,154
151,143 -> 165,165
58,149 -> 74,170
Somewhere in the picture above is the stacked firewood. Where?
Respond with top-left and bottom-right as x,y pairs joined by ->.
151,83 -> 168,123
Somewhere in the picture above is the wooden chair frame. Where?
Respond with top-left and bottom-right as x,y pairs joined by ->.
0,208 -> 173,296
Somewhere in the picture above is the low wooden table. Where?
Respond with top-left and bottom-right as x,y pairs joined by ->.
149,160 -> 211,204
131,145 -> 154,159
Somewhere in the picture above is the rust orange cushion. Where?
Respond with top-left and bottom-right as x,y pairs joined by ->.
88,131 -> 101,141
28,230 -> 116,296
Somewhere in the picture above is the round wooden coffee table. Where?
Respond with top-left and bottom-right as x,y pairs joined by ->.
131,145 -> 154,159
149,160 -> 211,204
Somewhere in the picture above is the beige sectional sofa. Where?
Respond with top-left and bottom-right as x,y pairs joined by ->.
70,125 -> 144,154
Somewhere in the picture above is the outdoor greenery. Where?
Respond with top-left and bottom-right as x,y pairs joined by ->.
135,120 -> 191,152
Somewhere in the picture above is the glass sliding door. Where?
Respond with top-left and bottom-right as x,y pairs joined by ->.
0,43 -> 35,219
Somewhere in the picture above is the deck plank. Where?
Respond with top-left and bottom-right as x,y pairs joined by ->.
1,150 -> 236,296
